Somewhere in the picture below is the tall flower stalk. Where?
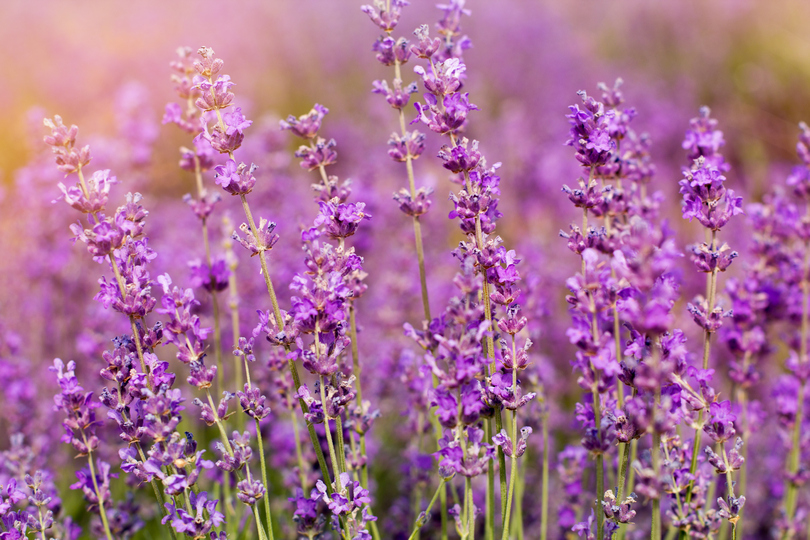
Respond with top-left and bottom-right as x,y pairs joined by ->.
163,46 -> 233,398
678,108 -> 744,535
404,4 -> 536,540
361,1 -> 449,534
280,101 -> 379,538
186,45 -> 334,510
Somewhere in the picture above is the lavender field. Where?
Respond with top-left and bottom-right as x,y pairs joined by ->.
1,0 -> 810,538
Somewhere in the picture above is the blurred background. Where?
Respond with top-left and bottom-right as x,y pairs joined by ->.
4,0 -> 810,190
2,0 -> 810,537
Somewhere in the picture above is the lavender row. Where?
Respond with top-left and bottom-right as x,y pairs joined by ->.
0,1 -> 808,540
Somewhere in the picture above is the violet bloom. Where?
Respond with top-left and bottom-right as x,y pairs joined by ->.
156,273 -> 210,364
566,91 -> 616,168
280,104 -> 329,139
162,491 -> 224,538
50,359 -> 100,456
313,200 -> 372,240
213,159 -> 257,196
361,0 -> 408,32
413,92 -> 478,134
56,169 -> 117,214
179,134 -> 217,173
236,479 -> 265,506
682,106 -> 729,171
188,258 -> 230,292
704,401 -> 736,443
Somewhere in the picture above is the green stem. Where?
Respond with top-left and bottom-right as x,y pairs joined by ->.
408,479 -> 447,540
82,446 -> 114,540
651,344 -> 662,540
255,418 -> 275,540
335,415 -> 349,475
236,194 -> 334,494
501,335 -> 521,539
467,476 -> 475,540
485,419 -> 495,540
784,234 -> 810,530
515,461 -> 525,540
540,417 -> 549,540
319,374 -> 343,492
494,409 -> 508,520
617,440 -> 637,540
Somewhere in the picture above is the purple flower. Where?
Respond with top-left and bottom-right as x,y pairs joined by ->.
682,106 -> 728,170
236,478 -> 265,506
189,258 -> 230,292
704,400 -> 736,443
162,491 -> 224,537
361,0 -> 408,32
56,169 -> 117,214
412,92 -> 478,134
194,75 -> 234,113
372,78 -> 418,109
232,218 -> 279,255
387,130 -> 426,161
372,36 -> 411,66
280,104 -> 329,139
213,159 -> 257,195
566,91 -> 616,168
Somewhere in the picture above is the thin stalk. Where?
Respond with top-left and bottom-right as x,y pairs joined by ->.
349,304 -> 372,493
224,216 -> 244,397
289,404 -> 308,490
36,505 -> 48,540
494,409 -> 508,519
467,475 -> 475,540
80,442 -> 114,540
280,365 -> 310,492
319,375 -> 343,493
651,430 -> 661,540
651,345 -> 662,540
454,158 -> 507,528
515,462 -> 525,540
335,415 -> 349,475
617,440 -> 632,501
412,486 -> 422,540
617,440 -> 638,540
254,417 -> 274,537
485,419 -> 495,540
396,54 -> 447,540
580,171 -> 605,539
733,363 -> 750,540
501,336 -> 520,539
687,229 -> 719,504
235,193 -> 334,493
252,506 -> 268,540
540,417 -> 549,540
408,479 -> 447,540
783,231 -> 810,531
616,438 -> 632,540
616,443 -> 627,498
721,444 -> 737,540
77,166 -> 152,387
393,55 -> 432,324
192,154 -> 226,396
204,389 -> 269,540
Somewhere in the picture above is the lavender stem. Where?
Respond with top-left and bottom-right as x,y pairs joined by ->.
192,154 -> 226,396
408,478 -> 447,540
80,434 -> 114,540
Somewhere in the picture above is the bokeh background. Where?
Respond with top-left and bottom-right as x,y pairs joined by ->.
2,0 -> 810,537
